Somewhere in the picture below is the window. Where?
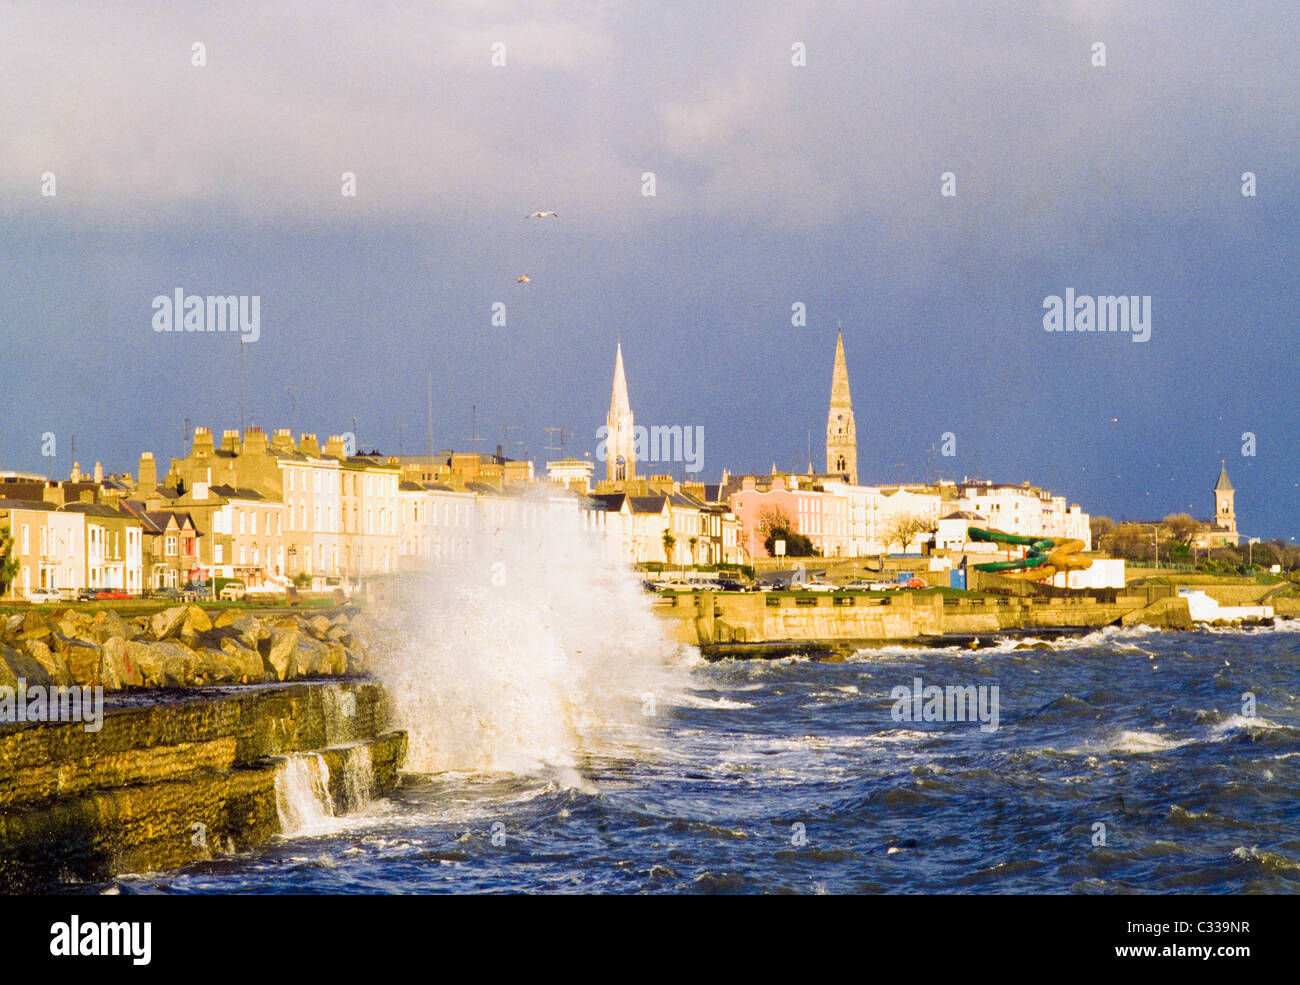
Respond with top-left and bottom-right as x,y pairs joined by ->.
277,514 -> 282,535
287,470 -> 294,492
166,535 -> 178,556
215,543 -> 223,564
239,512 -> 245,534
21,525 -> 29,553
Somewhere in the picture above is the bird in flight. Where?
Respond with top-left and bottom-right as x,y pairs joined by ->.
516,274 -> 530,283
526,211 -> 558,218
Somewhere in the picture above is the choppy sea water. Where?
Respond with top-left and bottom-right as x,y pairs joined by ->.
110,622 -> 1300,895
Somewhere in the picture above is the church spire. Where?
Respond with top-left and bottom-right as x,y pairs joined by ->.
606,343 -> 636,482
610,342 -> 631,418
1215,460 -> 1233,492
826,329 -> 858,484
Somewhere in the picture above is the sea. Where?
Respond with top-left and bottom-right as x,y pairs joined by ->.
106,522 -> 1300,895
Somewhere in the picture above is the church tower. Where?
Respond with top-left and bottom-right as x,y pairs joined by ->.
606,343 -> 636,482
825,329 -> 858,484
1214,461 -> 1236,535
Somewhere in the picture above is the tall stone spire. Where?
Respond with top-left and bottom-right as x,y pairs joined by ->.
606,343 -> 636,482
1213,460 -> 1235,535
825,329 -> 858,484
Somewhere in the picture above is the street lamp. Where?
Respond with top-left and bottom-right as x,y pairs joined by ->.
1143,524 -> 1160,569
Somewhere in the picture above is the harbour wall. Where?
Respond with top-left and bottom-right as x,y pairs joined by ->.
654,590 -> 1193,655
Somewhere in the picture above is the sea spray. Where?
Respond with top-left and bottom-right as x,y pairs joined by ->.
361,494 -> 695,780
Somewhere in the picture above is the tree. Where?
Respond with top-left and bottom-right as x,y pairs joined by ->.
688,536 -> 698,565
756,504 -> 794,539
1161,513 -> 1200,547
764,525 -> 816,557
662,529 -> 676,563
883,513 -> 932,553
0,525 -> 18,598
1090,515 -> 1114,549
1106,523 -> 1153,562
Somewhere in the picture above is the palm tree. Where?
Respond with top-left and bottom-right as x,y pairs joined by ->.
662,529 -> 676,568
688,536 -> 698,566
0,525 -> 18,598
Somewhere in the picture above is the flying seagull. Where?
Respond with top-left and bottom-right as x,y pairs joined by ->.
526,211 -> 558,218
516,274 -> 530,283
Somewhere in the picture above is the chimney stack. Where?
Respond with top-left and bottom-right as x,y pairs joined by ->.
299,433 -> 320,457
325,434 -> 347,458
137,452 -> 157,498
192,427 -> 215,458
70,461 -> 81,482
272,429 -> 296,454
243,426 -> 268,456
93,461 -> 103,483
221,429 -> 240,454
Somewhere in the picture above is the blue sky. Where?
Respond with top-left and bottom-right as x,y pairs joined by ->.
1,1 -> 1296,538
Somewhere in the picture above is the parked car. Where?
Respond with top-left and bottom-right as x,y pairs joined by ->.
902,577 -> 928,589
716,579 -> 747,592
94,588 -> 132,600
218,580 -> 247,601
26,587 -> 62,604
76,587 -> 100,602
183,580 -> 214,600
801,578 -> 836,591
148,586 -> 181,600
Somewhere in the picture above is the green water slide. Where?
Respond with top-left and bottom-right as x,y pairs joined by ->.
966,527 -> 1054,572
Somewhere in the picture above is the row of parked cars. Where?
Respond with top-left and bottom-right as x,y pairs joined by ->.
21,579 -> 252,604
648,575 -> 929,592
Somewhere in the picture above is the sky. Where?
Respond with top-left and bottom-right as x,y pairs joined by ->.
1,1 -> 1297,539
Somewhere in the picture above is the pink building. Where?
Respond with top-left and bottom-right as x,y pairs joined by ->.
730,475 -> 829,559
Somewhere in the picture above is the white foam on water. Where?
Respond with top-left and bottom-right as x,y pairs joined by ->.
1065,729 -> 1195,756
1231,845 -> 1300,873
362,501 -> 694,780
675,694 -> 755,710
1209,714 -> 1287,738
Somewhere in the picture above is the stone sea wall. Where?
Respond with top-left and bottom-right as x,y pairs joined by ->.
0,605 -> 406,892
654,590 -> 1202,654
